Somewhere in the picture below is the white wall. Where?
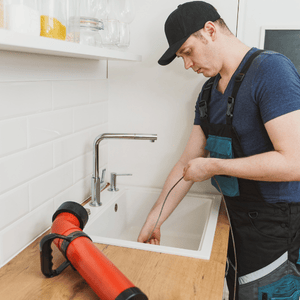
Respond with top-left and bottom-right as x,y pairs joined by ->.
107,0 -> 238,193
237,0 -> 300,47
0,52 -> 109,267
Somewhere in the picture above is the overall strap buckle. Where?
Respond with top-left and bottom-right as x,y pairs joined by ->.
199,100 -> 208,118
199,77 -> 215,121
226,50 -> 265,125
226,97 -> 235,117
235,73 -> 245,82
226,96 -> 235,124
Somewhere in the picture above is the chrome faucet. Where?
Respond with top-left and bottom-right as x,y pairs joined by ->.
90,133 -> 157,207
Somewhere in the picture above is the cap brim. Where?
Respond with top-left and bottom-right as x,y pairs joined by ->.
158,36 -> 190,66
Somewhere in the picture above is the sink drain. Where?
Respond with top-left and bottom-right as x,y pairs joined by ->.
114,204 -> 118,212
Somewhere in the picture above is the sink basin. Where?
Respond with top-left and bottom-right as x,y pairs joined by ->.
84,186 -> 221,260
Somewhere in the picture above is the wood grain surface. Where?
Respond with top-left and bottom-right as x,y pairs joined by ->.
0,201 -> 229,300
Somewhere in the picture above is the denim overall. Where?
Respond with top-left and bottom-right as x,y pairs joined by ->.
199,50 -> 300,300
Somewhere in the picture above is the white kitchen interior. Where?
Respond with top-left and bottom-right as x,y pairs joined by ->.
0,0 -> 299,271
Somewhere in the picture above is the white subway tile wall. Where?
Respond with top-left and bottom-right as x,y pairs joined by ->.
0,118 -> 27,157
0,79 -> 108,267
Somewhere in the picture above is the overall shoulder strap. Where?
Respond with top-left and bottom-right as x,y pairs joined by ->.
198,76 -> 216,124
226,50 -> 264,125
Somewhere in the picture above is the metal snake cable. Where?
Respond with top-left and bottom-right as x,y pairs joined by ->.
146,175 -> 237,300
213,176 -> 237,300
146,176 -> 184,244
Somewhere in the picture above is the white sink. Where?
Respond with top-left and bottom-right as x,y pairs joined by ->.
84,186 -> 221,260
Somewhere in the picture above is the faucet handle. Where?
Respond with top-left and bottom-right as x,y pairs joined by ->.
115,173 -> 132,176
108,172 -> 132,192
100,168 -> 106,184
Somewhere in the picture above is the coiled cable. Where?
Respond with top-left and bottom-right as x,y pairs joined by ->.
146,175 -> 237,300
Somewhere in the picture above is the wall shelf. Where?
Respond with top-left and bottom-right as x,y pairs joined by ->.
0,29 -> 142,61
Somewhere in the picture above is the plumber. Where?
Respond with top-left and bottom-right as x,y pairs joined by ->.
138,1 -> 300,299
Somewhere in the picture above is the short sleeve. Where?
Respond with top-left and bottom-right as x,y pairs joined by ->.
194,91 -> 203,125
253,53 -> 300,124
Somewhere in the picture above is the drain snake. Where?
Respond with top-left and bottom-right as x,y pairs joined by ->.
146,176 -> 184,244
146,175 -> 237,300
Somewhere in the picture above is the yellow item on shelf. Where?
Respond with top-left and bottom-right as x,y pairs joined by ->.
40,15 -> 66,40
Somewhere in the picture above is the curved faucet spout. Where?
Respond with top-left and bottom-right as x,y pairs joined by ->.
90,133 -> 157,207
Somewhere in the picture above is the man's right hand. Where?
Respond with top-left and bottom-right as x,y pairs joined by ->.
137,224 -> 161,245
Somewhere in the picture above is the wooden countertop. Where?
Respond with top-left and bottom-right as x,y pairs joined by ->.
0,201 -> 229,300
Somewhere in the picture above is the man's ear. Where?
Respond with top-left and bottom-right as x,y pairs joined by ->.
203,21 -> 217,41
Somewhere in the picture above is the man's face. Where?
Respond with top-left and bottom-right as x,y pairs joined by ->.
176,33 -> 220,77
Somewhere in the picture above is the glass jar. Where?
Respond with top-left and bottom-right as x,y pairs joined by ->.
66,0 -> 80,43
40,0 -> 67,40
5,0 -> 40,35
101,19 -> 119,48
79,17 -> 102,47
105,0 -> 135,49
117,21 -> 129,48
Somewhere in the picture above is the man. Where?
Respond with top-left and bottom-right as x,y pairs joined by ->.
138,1 -> 300,299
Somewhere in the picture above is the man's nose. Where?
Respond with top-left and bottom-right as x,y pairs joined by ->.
184,57 -> 193,70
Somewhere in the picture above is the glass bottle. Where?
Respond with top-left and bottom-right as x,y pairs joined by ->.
110,0 -> 135,48
100,0 -> 119,48
5,0 -> 40,35
100,19 -> 119,48
79,17 -> 102,47
118,21 -> 129,48
66,0 -> 80,43
79,0 -> 103,47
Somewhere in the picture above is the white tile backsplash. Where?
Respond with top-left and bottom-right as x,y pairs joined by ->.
0,81 -> 52,120
53,129 -> 92,167
73,102 -> 104,132
73,151 -> 93,183
0,72 -> 108,267
99,143 -> 108,170
28,109 -> 73,147
0,184 -> 29,231
53,175 -> 91,209
1,199 -> 54,266
90,79 -> 109,103
52,80 -> 90,109
0,117 -> 27,157
29,163 -> 73,210
0,144 -> 53,195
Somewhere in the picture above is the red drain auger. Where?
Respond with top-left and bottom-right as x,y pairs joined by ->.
39,201 -> 148,300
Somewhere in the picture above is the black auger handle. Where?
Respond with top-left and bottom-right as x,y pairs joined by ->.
39,233 -> 71,278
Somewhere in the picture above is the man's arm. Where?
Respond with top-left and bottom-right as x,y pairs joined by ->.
184,110 -> 300,182
137,125 -> 208,244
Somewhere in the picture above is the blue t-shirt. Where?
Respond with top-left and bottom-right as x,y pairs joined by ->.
194,48 -> 300,203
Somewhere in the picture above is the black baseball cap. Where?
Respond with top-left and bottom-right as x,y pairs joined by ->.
158,1 -> 220,66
